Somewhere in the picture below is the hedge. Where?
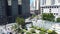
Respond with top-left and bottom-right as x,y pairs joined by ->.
42,13 -> 55,21
57,18 -> 60,22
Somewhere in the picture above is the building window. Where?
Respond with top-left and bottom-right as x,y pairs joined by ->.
53,6 -> 56,8
54,13 -> 55,15
54,6 -> 56,8
45,6 -> 47,8
49,9 -> 51,12
50,6 -> 51,8
48,7 -> 49,8
54,13 -> 58,15
52,6 -> 53,8
56,13 -> 58,15
57,6 -> 58,8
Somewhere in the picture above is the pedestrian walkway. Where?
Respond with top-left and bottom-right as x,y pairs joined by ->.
0,23 -> 16,34
50,24 -> 60,34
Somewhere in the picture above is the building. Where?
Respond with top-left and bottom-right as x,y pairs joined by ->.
30,0 -> 40,15
8,0 -> 30,18
18,0 -> 22,15
11,0 -> 18,16
22,0 -> 30,18
0,0 -> 8,25
0,0 -> 8,16
7,0 -> 30,23
30,0 -> 35,14
40,0 -> 60,19
0,0 -> 30,24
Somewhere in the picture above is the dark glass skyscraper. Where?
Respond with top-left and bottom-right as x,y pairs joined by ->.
11,0 -> 18,16
0,0 -> 30,24
0,0 -> 8,24
22,0 -> 30,18
0,0 -> 8,16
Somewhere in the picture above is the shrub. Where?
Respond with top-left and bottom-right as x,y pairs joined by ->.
16,17 -> 25,25
42,13 -> 55,21
26,32 -> 32,34
30,29 -> 36,33
22,29 -> 27,32
48,30 -> 57,34
31,14 -> 36,18
47,29 -> 57,34
40,28 -> 46,32
31,26 -> 46,32
57,18 -> 60,22
47,29 -> 53,33
31,26 -> 38,29
36,27 -> 41,30
39,31 -> 46,34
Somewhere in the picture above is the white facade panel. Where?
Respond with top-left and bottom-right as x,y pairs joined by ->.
51,8 -> 58,13
43,8 -> 50,13
54,0 -> 60,5
46,0 -> 51,5
58,8 -> 60,15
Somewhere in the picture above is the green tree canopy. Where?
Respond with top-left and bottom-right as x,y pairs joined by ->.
16,17 -> 25,25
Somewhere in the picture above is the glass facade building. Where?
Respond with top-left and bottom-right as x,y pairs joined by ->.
11,0 -> 18,16
0,0 -> 30,24
0,0 -> 8,24
0,0 -> 8,16
22,0 -> 30,17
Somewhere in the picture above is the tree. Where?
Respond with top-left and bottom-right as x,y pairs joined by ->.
16,17 -> 25,28
42,13 -> 55,21
12,17 -> 25,34
16,17 -> 25,25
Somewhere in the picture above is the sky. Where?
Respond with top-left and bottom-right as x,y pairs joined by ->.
30,0 -> 34,5
30,0 -> 39,10
30,0 -> 35,10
